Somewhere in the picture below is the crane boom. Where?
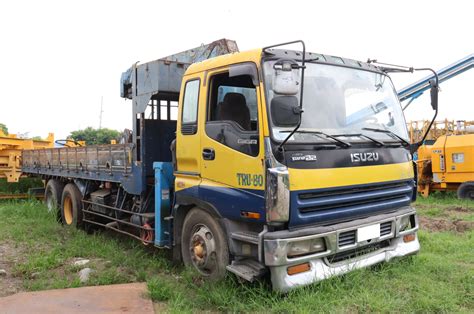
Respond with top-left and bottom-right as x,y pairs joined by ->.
398,53 -> 474,102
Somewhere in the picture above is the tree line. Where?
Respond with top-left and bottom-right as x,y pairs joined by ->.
0,123 -> 120,145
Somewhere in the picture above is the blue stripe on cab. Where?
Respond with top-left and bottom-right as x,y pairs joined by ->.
176,185 -> 265,223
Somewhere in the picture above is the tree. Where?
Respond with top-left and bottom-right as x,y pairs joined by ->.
69,127 -> 121,145
0,123 -> 8,135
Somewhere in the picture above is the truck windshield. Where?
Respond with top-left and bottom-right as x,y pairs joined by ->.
263,61 -> 409,144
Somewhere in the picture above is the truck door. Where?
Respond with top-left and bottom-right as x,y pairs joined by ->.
200,65 -> 265,222
176,76 -> 202,190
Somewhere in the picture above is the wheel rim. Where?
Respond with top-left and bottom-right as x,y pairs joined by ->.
63,195 -> 73,225
467,188 -> 474,199
189,224 -> 217,276
46,191 -> 54,212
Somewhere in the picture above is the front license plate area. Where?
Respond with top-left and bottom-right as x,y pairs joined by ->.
357,224 -> 380,242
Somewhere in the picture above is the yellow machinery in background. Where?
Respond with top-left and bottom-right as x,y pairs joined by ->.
409,120 -> 474,199
408,119 -> 474,143
0,130 -> 54,182
54,139 -> 86,147
400,54 -> 474,199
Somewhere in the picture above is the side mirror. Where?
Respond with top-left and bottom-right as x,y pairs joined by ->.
429,79 -> 438,110
271,96 -> 301,127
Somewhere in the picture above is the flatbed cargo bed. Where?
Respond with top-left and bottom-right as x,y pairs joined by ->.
22,144 -> 135,185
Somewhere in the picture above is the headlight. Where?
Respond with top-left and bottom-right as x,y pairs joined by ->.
399,215 -> 411,232
288,238 -> 326,257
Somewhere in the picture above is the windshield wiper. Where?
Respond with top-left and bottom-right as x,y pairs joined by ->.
361,127 -> 410,147
332,133 -> 385,147
280,130 -> 351,148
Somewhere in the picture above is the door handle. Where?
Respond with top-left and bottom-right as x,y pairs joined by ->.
202,148 -> 215,160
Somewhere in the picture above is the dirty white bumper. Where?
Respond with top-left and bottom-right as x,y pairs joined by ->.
264,208 -> 419,292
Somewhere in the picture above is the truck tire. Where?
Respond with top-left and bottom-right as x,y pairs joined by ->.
181,208 -> 229,280
457,182 -> 474,200
61,183 -> 83,228
44,180 -> 64,219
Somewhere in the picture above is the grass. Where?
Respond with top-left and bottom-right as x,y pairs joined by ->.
0,200 -> 172,291
416,191 -> 472,207
0,197 -> 473,312
0,177 -> 43,194
415,191 -> 474,222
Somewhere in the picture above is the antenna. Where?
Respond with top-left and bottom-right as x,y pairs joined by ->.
99,96 -> 104,129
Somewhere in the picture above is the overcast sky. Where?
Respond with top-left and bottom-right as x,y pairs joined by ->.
1,0 -> 472,139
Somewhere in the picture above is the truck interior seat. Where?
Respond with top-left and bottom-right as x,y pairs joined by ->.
216,92 -> 251,131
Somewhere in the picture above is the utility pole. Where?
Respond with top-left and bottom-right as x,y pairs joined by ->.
99,96 -> 104,129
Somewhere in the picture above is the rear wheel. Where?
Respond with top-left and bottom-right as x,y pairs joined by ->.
61,183 -> 83,228
457,182 -> 474,200
181,208 -> 229,280
44,180 -> 65,220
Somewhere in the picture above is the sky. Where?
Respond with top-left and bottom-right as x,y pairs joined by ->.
1,0 -> 472,140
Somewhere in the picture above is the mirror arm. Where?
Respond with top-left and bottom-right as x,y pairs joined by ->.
412,102 -> 438,154
276,40 -> 306,151
413,67 -> 439,86
411,67 -> 439,154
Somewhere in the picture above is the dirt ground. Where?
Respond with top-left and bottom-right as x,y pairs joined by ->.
0,283 -> 154,314
417,205 -> 473,233
0,241 -> 138,298
0,242 -> 25,297
419,216 -> 473,233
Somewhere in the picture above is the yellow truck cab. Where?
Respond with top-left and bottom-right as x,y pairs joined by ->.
23,39 -> 435,292
174,42 -> 419,291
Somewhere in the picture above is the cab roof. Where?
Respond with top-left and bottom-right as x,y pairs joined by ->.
185,47 -> 383,76
185,49 -> 263,75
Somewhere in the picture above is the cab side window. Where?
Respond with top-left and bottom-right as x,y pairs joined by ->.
181,79 -> 200,135
206,72 -> 259,156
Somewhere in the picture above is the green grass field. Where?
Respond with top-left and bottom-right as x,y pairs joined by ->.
0,193 -> 473,312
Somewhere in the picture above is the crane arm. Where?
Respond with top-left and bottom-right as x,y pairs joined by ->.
397,54 -> 474,102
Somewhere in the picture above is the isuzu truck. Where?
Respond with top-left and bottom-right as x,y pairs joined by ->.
22,39 -> 439,291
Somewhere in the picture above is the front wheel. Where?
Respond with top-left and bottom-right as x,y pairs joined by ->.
181,208 -> 229,280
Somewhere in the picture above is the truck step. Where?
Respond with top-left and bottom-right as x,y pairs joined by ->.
226,259 -> 266,282
231,231 -> 259,245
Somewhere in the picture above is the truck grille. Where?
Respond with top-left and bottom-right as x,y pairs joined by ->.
380,221 -> 392,236
294,180 -> 414,226
328,240 -> 391,264
338,230 -> 356,247
338,221 -> 393,248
